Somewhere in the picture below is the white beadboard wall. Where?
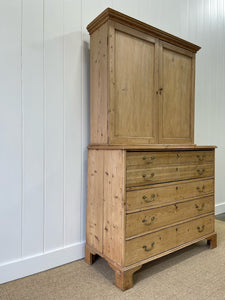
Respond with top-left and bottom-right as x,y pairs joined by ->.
0,0 -> 225,283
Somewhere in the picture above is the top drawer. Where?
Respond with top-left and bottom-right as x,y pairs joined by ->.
126,150 -> 214,169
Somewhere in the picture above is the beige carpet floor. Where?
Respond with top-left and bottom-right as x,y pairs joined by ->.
1,220 -> 225,300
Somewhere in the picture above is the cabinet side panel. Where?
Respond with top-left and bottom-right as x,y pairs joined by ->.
86,150 -> 104,252
90,23 -> 108,144
103,150 -> 126,266
213,149 -> 215,232
190,55 -> 195,144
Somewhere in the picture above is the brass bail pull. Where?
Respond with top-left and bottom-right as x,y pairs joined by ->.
197,225 -> 205,233
142,173 -> 155,180
142,216 -> 155,226
143,242 -> 155,252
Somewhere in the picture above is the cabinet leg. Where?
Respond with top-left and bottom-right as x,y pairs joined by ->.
207,233 -> 217,249
109,263 -> 142,291
85,245 -> 96,265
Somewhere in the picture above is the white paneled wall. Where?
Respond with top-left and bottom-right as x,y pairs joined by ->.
22,0 -> 44,258
0,0 -> 225,283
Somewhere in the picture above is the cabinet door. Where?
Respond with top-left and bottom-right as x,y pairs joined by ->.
108,23 -> 159,144
158,41 -> 195,144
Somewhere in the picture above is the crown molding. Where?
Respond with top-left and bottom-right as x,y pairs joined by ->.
87,8 -> 201,53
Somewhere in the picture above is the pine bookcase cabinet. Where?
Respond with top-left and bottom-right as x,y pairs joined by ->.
85,8 -> 217,291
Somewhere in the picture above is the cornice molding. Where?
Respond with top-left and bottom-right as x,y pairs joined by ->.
87,8 -> 201,53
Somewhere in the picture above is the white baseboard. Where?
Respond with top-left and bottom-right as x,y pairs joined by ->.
215,202 -> 225,215
0,241 -> 85,284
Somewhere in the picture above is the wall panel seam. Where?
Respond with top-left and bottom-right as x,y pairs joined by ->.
81,0 -> 84,242
63,0 -> 65,247
20,0 -> 24,258
43,0 -> 46,254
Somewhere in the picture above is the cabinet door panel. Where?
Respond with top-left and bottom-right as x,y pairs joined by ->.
109,24 -> 158,144
159,42 -> 195,144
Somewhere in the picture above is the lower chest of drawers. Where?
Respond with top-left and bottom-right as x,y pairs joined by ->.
86,147 -> 216,290
125,149 -> 215,265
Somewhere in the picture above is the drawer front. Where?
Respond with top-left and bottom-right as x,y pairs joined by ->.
126,178 -> 214,211
125,215 -> 214,266
126,196 -> 214,238
127,150 -> 214,169
126,163 -> 214,187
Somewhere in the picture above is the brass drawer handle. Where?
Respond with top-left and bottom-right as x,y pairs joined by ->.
196,185 -> 205,192
197,225 -> 205,233
142,156 -> 155,164
142,194 -> 155,203
142,216 -> 155,226
197,154 -> 206,161
195,203 -> 205,211
142,173 -> 155,180
143,242 -> 155,252
197,168 -> 205,175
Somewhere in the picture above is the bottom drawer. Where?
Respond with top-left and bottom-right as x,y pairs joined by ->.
125,215 -> 214,266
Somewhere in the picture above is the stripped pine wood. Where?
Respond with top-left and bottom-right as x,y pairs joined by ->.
123,232 -> 216,271
126,196 -> 214,237
110,23 -> 158,144
125,215 -> 214,266
86,9 -> 217,291
85,149 -> 216,289
103,150 -> 126,266
87,8 -> 201,52
88,145 -> 217,150
87,9 -> 200,145
86,150 -> 104,252
90,22 -> 108,144
85,230 -> 216,272
126,150 -> 214,169
126,178 -> 214,211
108,262 -> 142,291
126,162 -> 214,187
158,41 -> 195,144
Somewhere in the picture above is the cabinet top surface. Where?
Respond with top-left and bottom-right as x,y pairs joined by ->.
87,8 -> 201,53
88,144 -> 217,150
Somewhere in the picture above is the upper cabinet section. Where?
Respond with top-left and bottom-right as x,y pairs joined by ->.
87,8 -> 200,145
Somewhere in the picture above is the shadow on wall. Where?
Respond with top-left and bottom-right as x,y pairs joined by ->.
82,40 -> 90,242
